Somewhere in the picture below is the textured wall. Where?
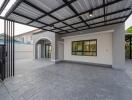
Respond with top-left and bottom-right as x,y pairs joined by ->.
15,44 -> 33,59
33,31 -> 56,61
63,31 -> 112,65
60,23 -> 125,69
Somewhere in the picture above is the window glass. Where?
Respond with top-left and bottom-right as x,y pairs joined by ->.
77,42 -> 83,51
72,39 -> 97,56
84,41 -> 89,51
72,52 -> 76,55
92,52 -> 97,56
90,40 -> 96,51
83,52 -> 90,56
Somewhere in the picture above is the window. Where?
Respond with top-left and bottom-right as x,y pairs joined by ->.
72,39 -> 97,56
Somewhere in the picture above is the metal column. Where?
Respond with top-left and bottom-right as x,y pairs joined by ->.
1,20 -> 15,80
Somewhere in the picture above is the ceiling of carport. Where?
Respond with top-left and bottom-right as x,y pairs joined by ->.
0,0 -> 132,34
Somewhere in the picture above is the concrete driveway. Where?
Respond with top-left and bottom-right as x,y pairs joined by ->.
0,59 -> 132,100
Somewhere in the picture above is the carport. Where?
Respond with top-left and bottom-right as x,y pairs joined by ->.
0,0 -> 132,80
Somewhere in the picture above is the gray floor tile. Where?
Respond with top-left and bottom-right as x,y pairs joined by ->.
0,59 -> 132,100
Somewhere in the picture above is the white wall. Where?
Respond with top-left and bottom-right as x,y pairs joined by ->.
33,31 -> 56,61
63,31 -> 112,65
57,41 -> 64,61
15,44 -> 33,59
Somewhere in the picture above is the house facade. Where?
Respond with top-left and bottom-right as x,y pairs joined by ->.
0,0 -> 131,72
15,29 -> 42,44
33,23 -> 125,70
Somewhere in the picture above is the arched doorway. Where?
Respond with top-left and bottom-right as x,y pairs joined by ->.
35,39 -> 52,59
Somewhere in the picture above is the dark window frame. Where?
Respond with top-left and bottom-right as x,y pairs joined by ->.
72,39 -> 97,56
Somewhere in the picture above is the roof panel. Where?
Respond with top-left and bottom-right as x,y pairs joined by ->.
107,18 -> 125,24
94,8 -> 104,18
8,13 -> 31,24
14,3 -> 44,19
72,23 -> 85,28
88,17 -> 104,24
80,8 -> 104,21
106,0 -> 131,14
72,0 -> 103,13
61,26 -> 71,30
106,11 -> 129,20
52,29 -> 60,32
90,23 -> 105,27
51,7 -> 75,20
119,10 -> 130,18
5,0 -> 132,33
43,26 -> 53,30
29,22 -> 44,27
77,26 -> 88,30
81,13 -> 90,21
39,16 -> 57,24
54,22 -> 66,27
59,31 -> 66,34
27,0 -> 64,12
68,29 -> 76,32
64,17 -> 81,24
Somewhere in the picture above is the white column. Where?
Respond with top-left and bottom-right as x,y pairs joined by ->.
112,23 -> 125,70
37,44 -> 41,59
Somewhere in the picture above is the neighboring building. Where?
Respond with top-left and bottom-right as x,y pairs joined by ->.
0,33 -> 34,59
15,29 -> 42,44
0,33 -> 26,44
0,33 -> 5,45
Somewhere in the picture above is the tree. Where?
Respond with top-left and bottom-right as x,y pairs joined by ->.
126,26 -> 132,33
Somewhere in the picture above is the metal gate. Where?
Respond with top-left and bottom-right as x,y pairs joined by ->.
0,45 -> 5,80
0,20 -> 15,80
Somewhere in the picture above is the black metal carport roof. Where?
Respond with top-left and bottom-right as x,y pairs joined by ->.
1,0 -> 132,34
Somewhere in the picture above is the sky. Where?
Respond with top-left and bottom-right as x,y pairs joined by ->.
0,0 -> 37,35
0,14 -> 132,35
0,19 -> 37,35
125,14 -> 132,30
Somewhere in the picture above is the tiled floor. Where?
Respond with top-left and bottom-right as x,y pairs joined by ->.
0,59 -> 132,100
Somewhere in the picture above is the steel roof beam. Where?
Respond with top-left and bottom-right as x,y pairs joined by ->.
62,0 -> 89,27
27,0 -> 77,24
0,0 -> 10,15
51,0 -> 123,25
55,8 -> 131,29
57,15 -> 127,31
5,0 -> 24,18
13,12 -> 68,32
23,0 -> 78,31
103,0 -> 106,23
59,21 -> 124,34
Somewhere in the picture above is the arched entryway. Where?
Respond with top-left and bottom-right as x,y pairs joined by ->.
35,39 -> 52,59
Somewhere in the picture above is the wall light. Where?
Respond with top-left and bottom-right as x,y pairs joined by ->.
89,10 -> 93,17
